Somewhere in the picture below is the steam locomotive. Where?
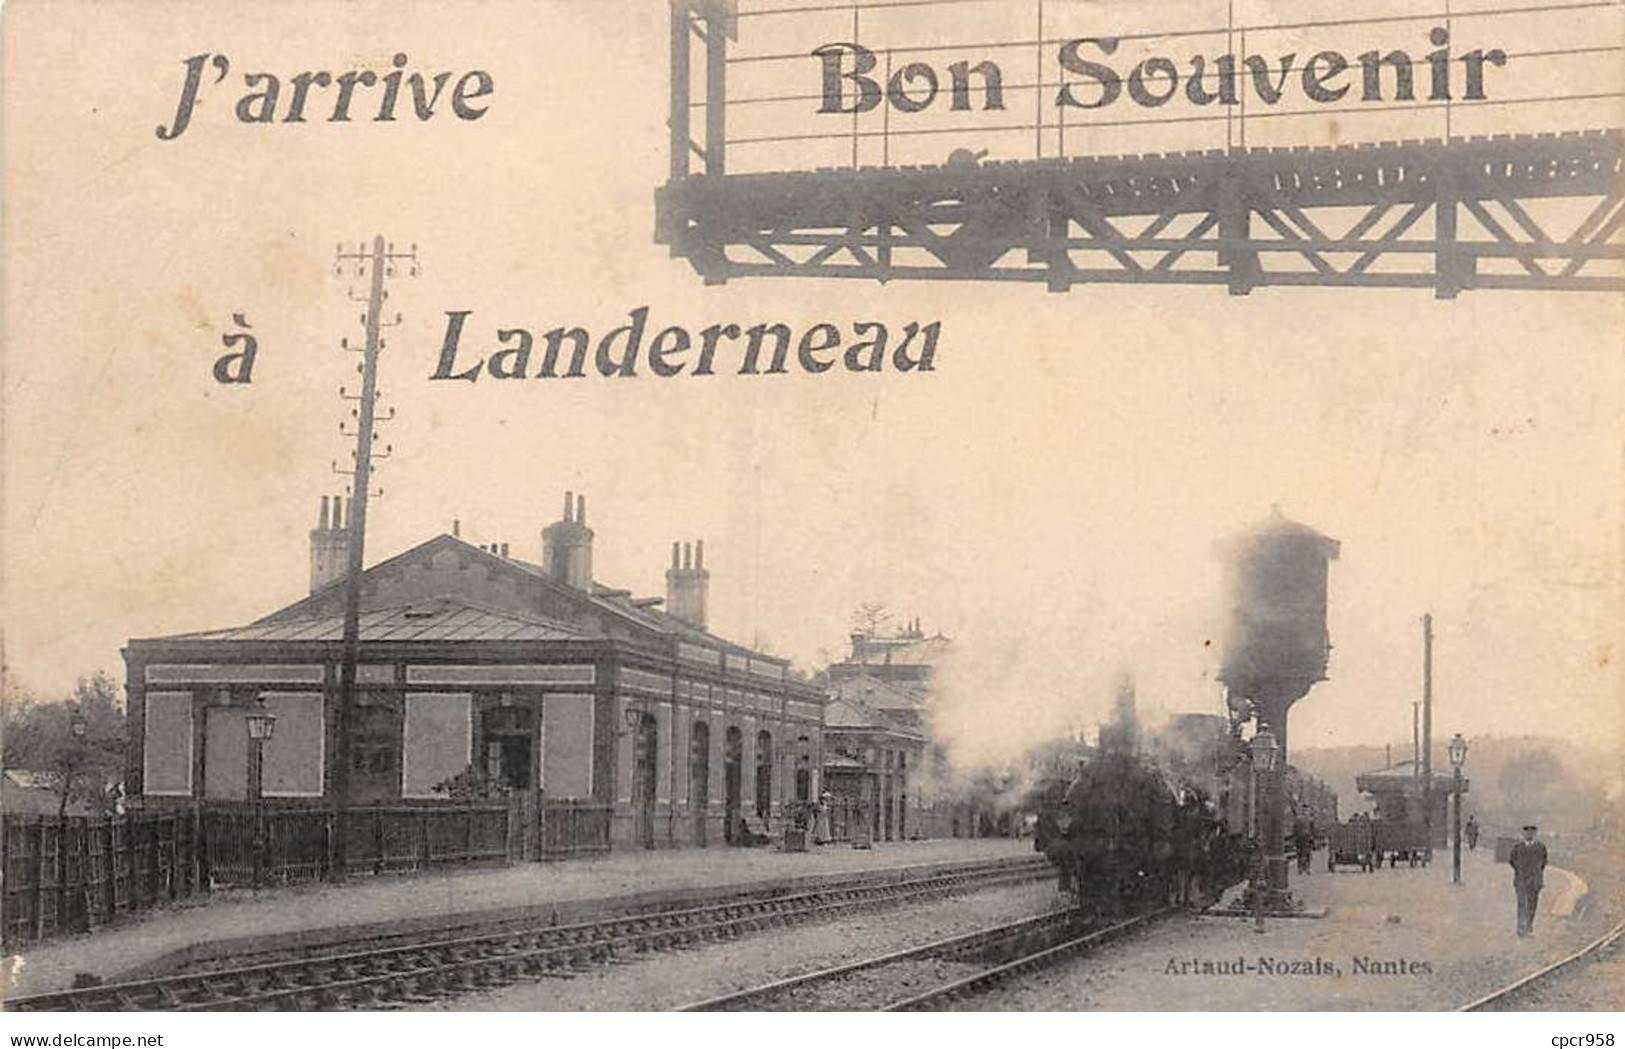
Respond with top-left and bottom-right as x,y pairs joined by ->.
1035,747 -> 1248,917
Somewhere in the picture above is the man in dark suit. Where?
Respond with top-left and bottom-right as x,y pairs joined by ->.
1509,823 -> 1548,936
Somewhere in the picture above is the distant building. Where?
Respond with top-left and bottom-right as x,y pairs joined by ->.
124,492 -> 827,852
828,619 -> 950,689
822,677 -> 931,842
820,692 -> 926,842
825,623 -> 963,837
829,672 -> 929,731
2,770 -> 70,816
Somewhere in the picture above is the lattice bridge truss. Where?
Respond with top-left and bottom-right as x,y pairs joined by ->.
657,130 -> 1625,296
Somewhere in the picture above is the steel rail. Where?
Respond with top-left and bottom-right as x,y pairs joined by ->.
884,908 -> 1173,1011
7,856 -> 1051,1012
681,905 -> 1172,1012
140,854 -> 1044,972
1456,916 -> 1625,1011
677,904 -> 1083,1010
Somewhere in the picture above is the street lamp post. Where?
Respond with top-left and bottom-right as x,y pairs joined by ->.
58,708 -> 92,929
623,706 -> 652,849
1448,733 -> 1468,886
1249,729 -> 1280,933
61,709 -> 89,819
244,702 -> 277,888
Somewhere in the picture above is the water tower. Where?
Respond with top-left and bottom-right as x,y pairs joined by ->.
1217,508 -> 1339,908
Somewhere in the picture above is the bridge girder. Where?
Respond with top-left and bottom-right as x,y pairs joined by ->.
656,131 -> 1625,297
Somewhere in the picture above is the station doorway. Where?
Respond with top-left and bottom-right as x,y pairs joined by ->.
481,704 -> 533,790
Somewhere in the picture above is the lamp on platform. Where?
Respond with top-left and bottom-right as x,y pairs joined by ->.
245,700 -> 276,888
621,704 -> 655,736
1251,729 -> 1280,773
1449,733 -> 1468,885
620,705 -> 654,848
245,704 -> 277,745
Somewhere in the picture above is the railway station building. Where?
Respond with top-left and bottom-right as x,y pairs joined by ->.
821,677 -> 931,843
123,492 -> 827,853
829,620 -> 950,691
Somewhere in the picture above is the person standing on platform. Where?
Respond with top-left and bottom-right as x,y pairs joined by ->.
1465,815 -> 1480,852
1509,823 -> 1548,936
1293,820 -> 1315,875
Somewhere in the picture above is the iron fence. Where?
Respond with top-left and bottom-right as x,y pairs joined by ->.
538,799 -> 613,860
4,797 -> 632,949
2,804 -> 509,950
2,811 -> 202,948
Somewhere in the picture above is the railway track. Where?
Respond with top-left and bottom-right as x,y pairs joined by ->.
7,855 -> 1050,1012
1458,916 -> 1625,1011
681,906 -> 1171,1011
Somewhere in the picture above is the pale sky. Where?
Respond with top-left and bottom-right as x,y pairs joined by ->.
3,1 -> 1620,761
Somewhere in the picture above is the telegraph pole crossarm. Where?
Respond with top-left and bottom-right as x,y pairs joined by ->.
328,235 -> 417,880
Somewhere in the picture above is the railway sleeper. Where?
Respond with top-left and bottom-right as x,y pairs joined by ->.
15,860 -> 1054,1013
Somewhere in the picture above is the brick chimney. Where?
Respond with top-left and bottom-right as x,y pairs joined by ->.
664,539 -> 710,629
541,490 -> 594,590
309,494 -> 351,593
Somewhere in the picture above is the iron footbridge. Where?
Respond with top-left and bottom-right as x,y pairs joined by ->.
657,130 -> 1625,296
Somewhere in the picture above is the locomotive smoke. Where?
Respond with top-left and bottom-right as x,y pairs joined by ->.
924,577 -> 1228,782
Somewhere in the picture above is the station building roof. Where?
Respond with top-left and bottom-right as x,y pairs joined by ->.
824,693 -> 925,741
130,532 -> 804,682
136,598 -> 584,645
1355,760 -> 1468,795
830,673 -> 929,713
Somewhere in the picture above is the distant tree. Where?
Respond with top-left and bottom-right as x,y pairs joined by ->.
2,672 -> 128,817
789,647 -> 836,688
851,601 -> 892,638
1496,749 -> 1567,806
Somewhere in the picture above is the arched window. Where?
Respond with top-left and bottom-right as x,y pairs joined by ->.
723,726 -> 744,843
755,731 -> 773,819
795,734 -> 812,802
689,722 -> 710,807
689,721 -> 711,846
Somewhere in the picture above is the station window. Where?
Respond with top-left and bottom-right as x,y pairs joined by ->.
348,694 -> 401,801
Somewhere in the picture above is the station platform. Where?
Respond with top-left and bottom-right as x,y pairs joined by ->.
1001,843 -> 1613,1010
2,836 -> 1029,1000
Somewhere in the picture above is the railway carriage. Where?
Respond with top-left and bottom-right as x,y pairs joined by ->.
1372,820 -> 1432,867
1325,816 -> 1431,870
1327,818 -> 1378,872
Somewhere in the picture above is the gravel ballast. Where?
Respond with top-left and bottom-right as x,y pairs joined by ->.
422,879 -> 1065,1010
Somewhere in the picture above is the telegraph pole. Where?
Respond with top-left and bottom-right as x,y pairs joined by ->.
329,236 -> 415,879
1421,613 -> 1434,857
1412,702 -> 1420,772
